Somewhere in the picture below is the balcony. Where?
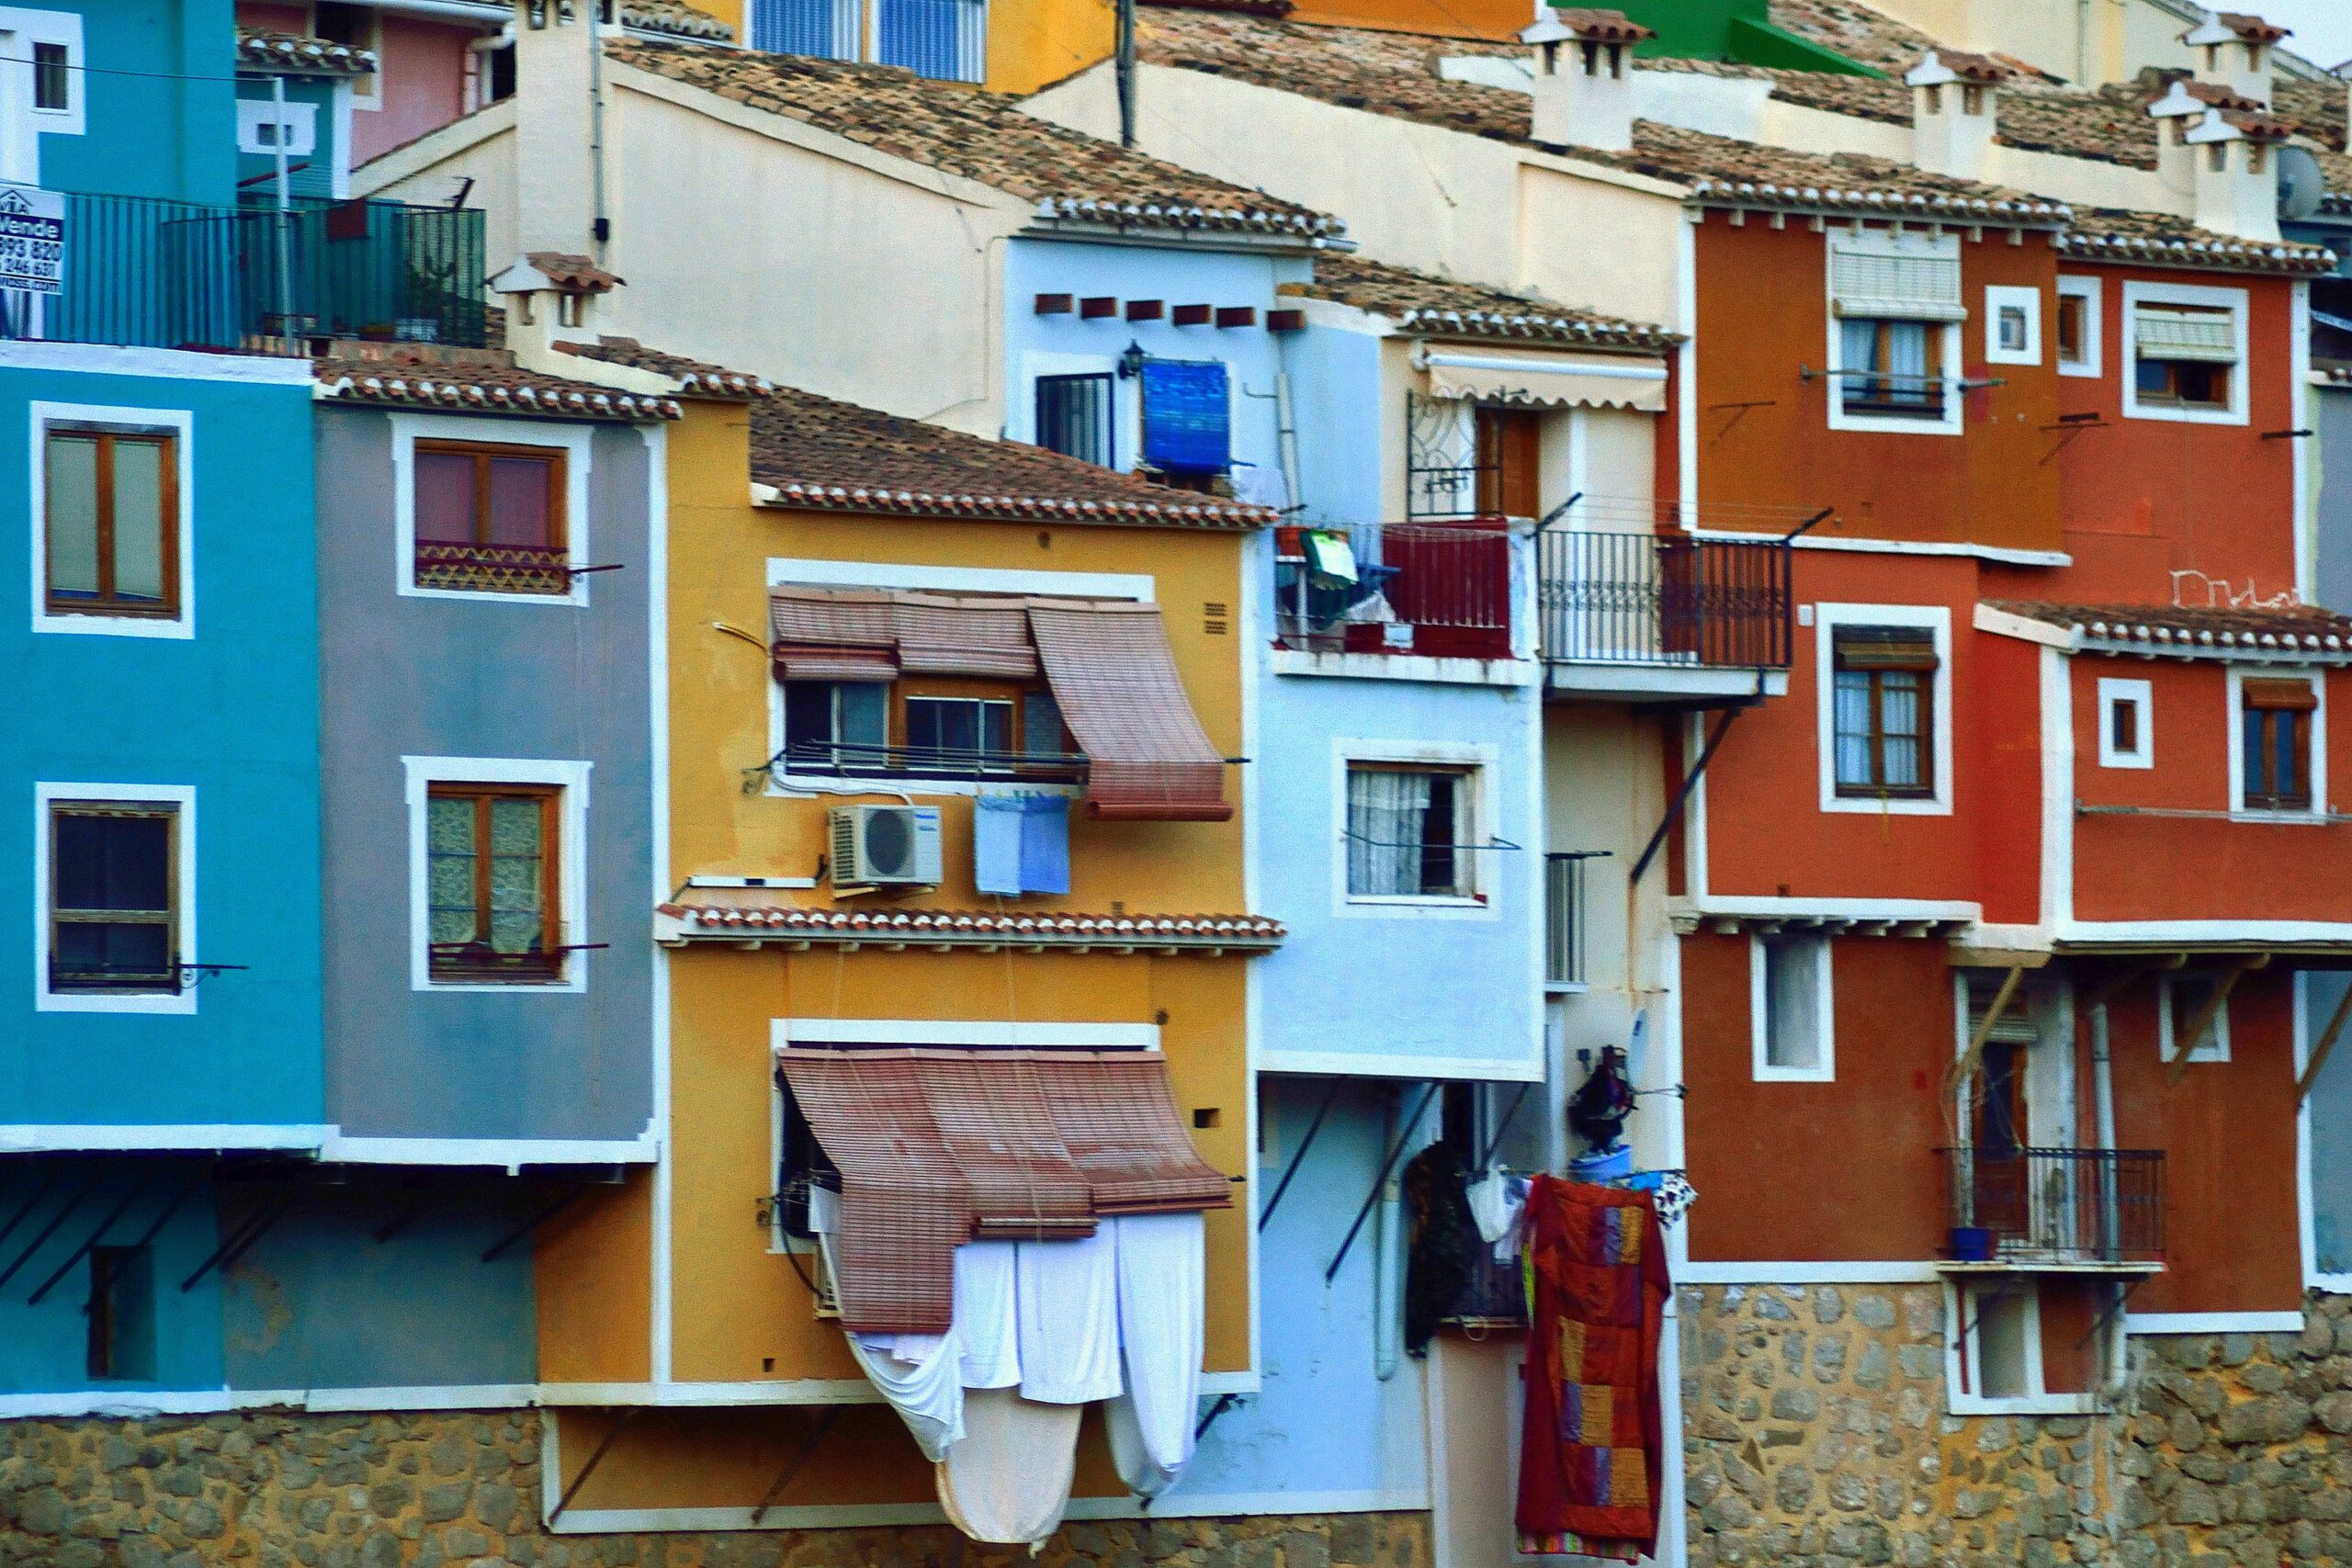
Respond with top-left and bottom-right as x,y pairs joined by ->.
0,191 -> 488,355
1538,529 -> 1792,699
1938,1146 -> 2165,1270
1273,520 -> 1515,662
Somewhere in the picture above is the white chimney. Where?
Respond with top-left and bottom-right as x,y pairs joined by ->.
2180,14 -> 2286,108
1518,7 -> 1653,153
1904,51 -> 2008,181
512,0 -> 605,258
488,253 -> 627,367
2186,111 -> 2285,243
2143,78 -> 2212,198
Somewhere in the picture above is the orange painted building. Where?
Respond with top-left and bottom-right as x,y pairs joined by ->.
1665,163 -> 2342,1406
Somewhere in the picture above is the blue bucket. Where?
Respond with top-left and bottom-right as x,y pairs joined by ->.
1569,1145 -> 1634,1181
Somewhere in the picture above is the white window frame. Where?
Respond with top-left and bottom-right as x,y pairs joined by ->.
390,413 -> 594,607
2121,279 -> 2249,426
2226,666 -> 2326,821
2055,276 -> 2102,378
33,782 -> 198,1017
2160,972 -> 2233,1064
1012,350 -> 1133,472
1824,228 -> 1964,437
1749,931 -> 1835,1083
2097,676 -> 2153,770
1941,1279 -> 2109,1417
1984,285 -> 2041,367
401,756 -> 591,994
235,97 -> 319,158
2,9 -> 85,135
1331,738 -> 1498,919
28,402 -> 196,639
1815,603 -> 1954,816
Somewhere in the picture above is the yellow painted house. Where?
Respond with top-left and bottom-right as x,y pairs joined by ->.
529,334 -> 1277,1529
673,0 -> 1112,95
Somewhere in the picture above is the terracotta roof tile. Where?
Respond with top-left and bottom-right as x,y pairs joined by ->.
1764,0 -> 1938,76
752,386 -> 1276,527
1552,9 -> 1655,44
618,0 -> 735,40
1136,8 -> 2068,220
2056,207 -> 2335,275
1984,599 -> 2352,661
1282,253 -> 1679,349
660,897 -> 1286,950
314,345 -> 682,422
237,26 -> 377,74
524,253 -> 627,294
554,336 -> 775,400
607,37 -> 1342,238
1919,49 -> 2013,84
2211,12 -> 2291,46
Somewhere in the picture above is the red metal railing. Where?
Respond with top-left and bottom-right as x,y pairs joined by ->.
1274,519 -> 1513,660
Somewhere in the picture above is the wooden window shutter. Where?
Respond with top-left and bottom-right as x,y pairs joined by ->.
2244,677 -> 2319,712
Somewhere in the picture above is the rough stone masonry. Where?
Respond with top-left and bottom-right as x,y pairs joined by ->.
1684,1283 -> 2352,1568
0,1408 -> 1431,1568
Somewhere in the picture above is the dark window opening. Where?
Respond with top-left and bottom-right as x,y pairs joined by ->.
1839,318 -> 1943,418
2134,356 -> 2230,409
2242,679 -> 2316,811
775,1078 -> 840,1240
32,42 -> 69,111
86,1245 -> 156,1381
50,805 -> 177,993
1035,373 -> 1115,468
2056,292 -> 2086,367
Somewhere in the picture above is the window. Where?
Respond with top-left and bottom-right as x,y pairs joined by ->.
1751,932 -> 1833,1082
44,427 -> 177,619
1839,319 -> 1943,418
1035,374 -> 1115,468
782,681 -> 889,773
31,41 -> 69,112
1984,286 -> 2040,367
2098,677 -> 2153,769
86,1246 -> 155,1381
1946,1280 -> 2110,1416
1345,763 -> 1476,901
1972,1284 -> 2031,1398
47,802 -> 179,994
905,694 -> 1012,768
412,440 -> 569,595
1831,626 -> 1937,798
777,673 -> 1075,784
234,98 -> 318,159
2240,676 -> 2317,813
1474,407 -> 1541,518
2160,973 -> 2231,1065
2055,277 -> 2101,378
2124,284 -> 2245,423
426,784 -> 563,982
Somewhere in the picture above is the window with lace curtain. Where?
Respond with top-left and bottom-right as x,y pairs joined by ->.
1831,626 -> 1937,799
426,784 -> 562,982
1345,762 -> 1477,901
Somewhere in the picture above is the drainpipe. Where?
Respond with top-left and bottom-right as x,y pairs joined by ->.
589,0 -> 610,257
1371,1095 -> 1405,1381
1275,370 -> 1302,515
2090,998 -> 2128,1389
1115,0 -> 1136,147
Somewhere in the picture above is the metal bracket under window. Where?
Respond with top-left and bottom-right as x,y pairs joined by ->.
1800,365 -> 2007,393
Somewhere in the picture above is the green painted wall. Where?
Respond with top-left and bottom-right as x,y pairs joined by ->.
1553,0 -> 1881,76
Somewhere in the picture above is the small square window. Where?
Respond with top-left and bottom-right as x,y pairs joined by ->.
44,427 -> 179,620
49,802 -> 180,994
1345,762 -> 1476,900
2098,678 -> 2152,769
32,41 -> 69,112
1035,373 -> 1114,468
2055,277 -> 2101,378
413,440 -> 569,594
2159,974 -> 2231,1064
426,784 -> 565,983
1753,932 -> 1833,1081
1997,307 -> 2027,352
1984,286 -> 2041,367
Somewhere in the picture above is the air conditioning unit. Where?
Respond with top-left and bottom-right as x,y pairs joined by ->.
830,805 -> 943,888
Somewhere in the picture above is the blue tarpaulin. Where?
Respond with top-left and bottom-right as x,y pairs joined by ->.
1140,359 -> 1230,474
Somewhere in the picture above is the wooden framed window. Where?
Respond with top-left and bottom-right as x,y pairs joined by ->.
1832,627 -> 1937,797
1838,320 -> 1943,417
1345,761 -> 1477,900
49,802 -> 179,993
44,428 -> 178,618
412,440 -> 569,594
425,784 -> 563,981
2055,293 -> 2086,366
2132,304 -> 2235,410
1474,407 -> 1541,519
2241,677 -> 2316,812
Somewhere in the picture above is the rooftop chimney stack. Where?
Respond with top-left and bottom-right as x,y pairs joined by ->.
1518,6 -> 1654,153
1904,51 -> 2009,181
2186,110 -> 2289,243
2181,13 -> 2288,107
512,0 -> 605,258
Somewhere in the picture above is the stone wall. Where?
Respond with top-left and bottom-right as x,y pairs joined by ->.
1683,1283 -> 2352,1568
0,1410 -> 1432,1568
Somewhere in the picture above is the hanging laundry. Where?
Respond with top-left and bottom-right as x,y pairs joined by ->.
1401,1140 -> 1479,1358
1231,462 -> 1291,512
1105,1211 -> 1206,1497
936,1385 -> 1083,1547
844,1325 -> 965,1462
974,793 -> 1025,897
956,1239 -> 1022,1389
1015,1229 -> 1123,1404
1515,1177 -> 1669,1564
1465,1166 -> 1516,1245
1018,794 -> 1071,896
1303,529 -> 1358,585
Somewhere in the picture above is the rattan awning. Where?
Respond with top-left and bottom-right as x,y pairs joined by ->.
775,1046 -> 1232,1333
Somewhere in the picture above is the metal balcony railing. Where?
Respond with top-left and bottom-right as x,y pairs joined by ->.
765,739 -> 1088,786
1545,852 -> 1603,988
1275,519 -> 1514,660
1538,530 -> 1792,670
414,542 -> 573,597
1939,1146 -> 2165,1266
0,191 -> 487,354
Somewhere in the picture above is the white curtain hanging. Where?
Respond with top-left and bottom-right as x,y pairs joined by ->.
1348,769 -> 1433,896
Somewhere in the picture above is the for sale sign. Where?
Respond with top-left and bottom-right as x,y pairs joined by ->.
0,185 -> 65,295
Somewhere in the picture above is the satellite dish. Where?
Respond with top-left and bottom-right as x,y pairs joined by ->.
2279,144 -> 2328,221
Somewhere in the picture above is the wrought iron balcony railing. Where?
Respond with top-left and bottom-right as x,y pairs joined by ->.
1939,1145 -> 2165,1266
1538,529 -> 1792,671
0,191 -> 487,354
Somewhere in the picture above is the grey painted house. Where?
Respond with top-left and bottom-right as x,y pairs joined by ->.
311,347 -> 668,1163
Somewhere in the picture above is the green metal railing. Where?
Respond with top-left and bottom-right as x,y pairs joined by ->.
0,191 -> 488,353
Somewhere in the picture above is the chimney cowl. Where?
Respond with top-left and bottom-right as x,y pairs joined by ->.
1903,49 -> 2006,181
1518,6 -> 1647,152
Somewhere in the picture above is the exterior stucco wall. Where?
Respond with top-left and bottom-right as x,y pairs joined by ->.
44,0 -> 239,203
312,409 -> 656,1149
